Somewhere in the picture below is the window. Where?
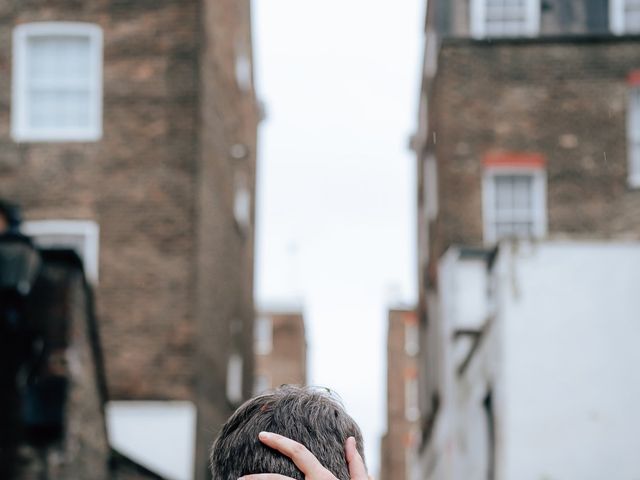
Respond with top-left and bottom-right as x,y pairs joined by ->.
226,353 -> 243,405
254,315 -> 273,355
253,374 -> 271,395
482,154 -> 546,243
21,220 -> 100,284
235,39 -> 253,92
404,370 -> 420,422
611,0 -> 640,35
12,22 -> 103,142
471,0 -> 540,38
628,85 -> 640,188
234,172 -> 252,232
424,154 -> 438,222
404,318 -> 419,357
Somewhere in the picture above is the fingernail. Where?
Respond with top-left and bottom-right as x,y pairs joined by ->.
259,431 -> 271,439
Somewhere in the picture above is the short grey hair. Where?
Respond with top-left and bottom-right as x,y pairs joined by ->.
210,385 -> 366,480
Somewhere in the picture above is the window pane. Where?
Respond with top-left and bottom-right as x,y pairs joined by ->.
630,90 -> 640,140
28,36 -> 91,83
26,35 -> 92,131
495,176 -> 513,213
29,90 -> 91,129
492,174 -> 536,240
512,176 -> 533,209
626,0 -> 640,32
631,141 -> 640,181
484,0 -> 528,36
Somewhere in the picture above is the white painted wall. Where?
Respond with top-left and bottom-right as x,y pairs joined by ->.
106,401 -> 197,480
498,242 -> 640,480
417,241 -> 640,480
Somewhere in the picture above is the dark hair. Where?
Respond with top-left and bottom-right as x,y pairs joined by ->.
210,386 -> 366,480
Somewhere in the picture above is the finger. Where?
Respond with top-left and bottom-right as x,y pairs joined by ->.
240,475 -> 294,480
345,437 -> 368,480
257,432 -> 326,476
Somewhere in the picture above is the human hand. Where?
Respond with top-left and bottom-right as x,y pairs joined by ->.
239,431 -> 370,480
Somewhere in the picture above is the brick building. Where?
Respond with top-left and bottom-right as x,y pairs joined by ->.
413,0 -> 640,478
379,308 -> 420,480
253,307 -> 307,394
0,236 -> 163,479
0,1 -> 259,479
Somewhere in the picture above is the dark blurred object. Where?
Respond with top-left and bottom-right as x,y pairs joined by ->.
0,199 -> 23,234
0,234 -> 41,478
0,236 -> 77,476
0,210 -> 162,478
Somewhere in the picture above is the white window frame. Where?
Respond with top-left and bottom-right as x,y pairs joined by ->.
405,320 -> 419,357
424,154 -> 439,221
629,86 -> 640,188
611,0 -> 640,35
482,167 -> 547,244
405,375 -> 420,422
12,22 -> 103,142
234,39 -> 253,93
226,353 -> 244,405
233,171 -> 252,232
21,219 -> 100,284
471,0 -> 540,39
254,315 -> 273,356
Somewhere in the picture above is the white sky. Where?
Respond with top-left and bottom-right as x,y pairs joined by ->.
253,1 -> 423,474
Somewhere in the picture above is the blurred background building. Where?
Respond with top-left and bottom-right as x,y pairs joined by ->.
0,0 -> 258,479
254,306 -> 307,394
412,0 -> 640,479
379,308 -> 420,480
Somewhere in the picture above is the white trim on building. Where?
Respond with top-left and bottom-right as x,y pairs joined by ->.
254,314 -> 273,356
425,154 -> 439,222
628,85 -> 640,188
226,353 -> 244,405
611,0 -> 640,35
12,22 -> 103,142
471,0 -> 540,39
482,166 -> 547,244
21,219 -> 100,284
405,375 -> 420,422
106,401 -> 196,480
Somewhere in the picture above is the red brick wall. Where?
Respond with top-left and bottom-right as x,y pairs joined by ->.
380,309 -> 419,480
0,0 -> 201,400
423,38 -> 640,261
0,2 -> 258,479
254,311 -> 307,391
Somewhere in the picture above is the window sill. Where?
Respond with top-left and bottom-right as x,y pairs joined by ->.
12,130 -> 102,143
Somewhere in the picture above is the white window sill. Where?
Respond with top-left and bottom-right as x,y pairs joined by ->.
12,129 -> 102,143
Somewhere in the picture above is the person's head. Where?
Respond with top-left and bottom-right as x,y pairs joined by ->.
210,386 -> 366,480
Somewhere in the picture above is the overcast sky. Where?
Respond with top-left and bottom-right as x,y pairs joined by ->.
253,1 -> 423,473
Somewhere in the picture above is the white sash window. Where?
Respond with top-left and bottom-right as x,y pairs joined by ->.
12,23 -> 103,142
483,168 -> 547,243
611,0 -> 640,35
628,86 -> 640,188
471,0 -> 540,38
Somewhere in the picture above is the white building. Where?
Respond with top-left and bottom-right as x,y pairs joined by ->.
415,240 -> 640,480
